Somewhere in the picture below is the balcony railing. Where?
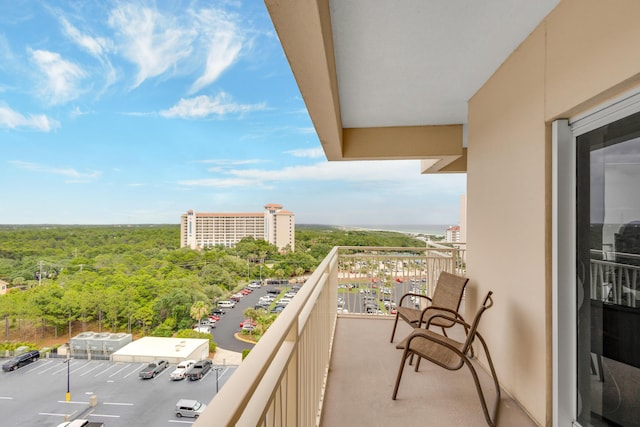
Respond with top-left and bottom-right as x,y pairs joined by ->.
590,250 -> 640,307
194,245 -> 465,427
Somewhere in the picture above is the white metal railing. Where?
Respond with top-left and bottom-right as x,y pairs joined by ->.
337,245 -> 466,316
194,245 -> 464,426
194,247 -> 338,427
590,255 -> 640,308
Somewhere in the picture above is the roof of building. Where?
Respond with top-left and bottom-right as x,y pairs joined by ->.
264,203 -> 283,209
112,337 -> 208,359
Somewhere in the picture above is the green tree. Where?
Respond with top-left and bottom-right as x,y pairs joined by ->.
190,300 -> 210,324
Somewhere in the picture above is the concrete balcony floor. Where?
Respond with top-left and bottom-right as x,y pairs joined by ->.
321,316 -> 538,427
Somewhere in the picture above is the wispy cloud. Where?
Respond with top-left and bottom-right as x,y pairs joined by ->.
59,15 -> 117,92
178,177 -> 269,189
29,49 -> 86,105
193,159 -> 265,166
179,160 -> 466,194
108,3 -> 195,89
10,160 -> 102,182
0,105 -> 60,131
285,148 -> 325,158
189,8 -> 243,94
160,93 -> 266,119
60,16 -> 112,58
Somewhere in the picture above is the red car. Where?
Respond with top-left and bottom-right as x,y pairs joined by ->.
240,319 -> 257,328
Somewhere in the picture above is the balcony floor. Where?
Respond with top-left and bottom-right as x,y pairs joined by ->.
320,316 -> 538,427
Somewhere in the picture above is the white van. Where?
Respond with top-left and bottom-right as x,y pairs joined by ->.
217,300 -> 235,308
175,399 -> 207,418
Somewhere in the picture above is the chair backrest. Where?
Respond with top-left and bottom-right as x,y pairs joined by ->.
431,271 -> 469,312
461,291 -> 494,354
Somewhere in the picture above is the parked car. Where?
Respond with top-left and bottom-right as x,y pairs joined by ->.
2,350 -> 40,371
187,359 -> 212,381
175,399 -> 207,418
192,326 -> 212,334
138,360 -> 169,379
242,323 -> 256,332
217,300 -> 235,308
169,360 -> 196,380
240,319 -> 257,328
198,318 -> 216,327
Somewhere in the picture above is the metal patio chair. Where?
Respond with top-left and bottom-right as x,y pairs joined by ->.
392,291 -> 500,426
390,271 -> 468,342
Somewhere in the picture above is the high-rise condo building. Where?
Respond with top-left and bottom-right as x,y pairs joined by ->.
180,203 -> 295,251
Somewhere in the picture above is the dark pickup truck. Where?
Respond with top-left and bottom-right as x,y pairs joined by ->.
187,359 -> 212,381
138,360 -> 169,379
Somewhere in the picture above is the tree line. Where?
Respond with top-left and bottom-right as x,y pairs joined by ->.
0,224 -> 423,342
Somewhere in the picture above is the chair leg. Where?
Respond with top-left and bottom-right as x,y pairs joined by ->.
414,355 -> 422,371
390,313 -> 400,342
392,349 -> 412,400
463,333 -> 501,426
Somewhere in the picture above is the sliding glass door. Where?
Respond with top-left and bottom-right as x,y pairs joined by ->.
575,111 -> 640,426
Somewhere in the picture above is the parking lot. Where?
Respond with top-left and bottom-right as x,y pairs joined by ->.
0,357 -> 236,426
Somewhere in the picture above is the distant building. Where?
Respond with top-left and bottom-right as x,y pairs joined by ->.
445,225 -> 460,243
0,279 -> 7,295
459,194 -> 467,243
180,203 -> 295,251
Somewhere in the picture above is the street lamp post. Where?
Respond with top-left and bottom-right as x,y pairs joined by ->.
213,367 -> 222,393
65,343 -> 71,402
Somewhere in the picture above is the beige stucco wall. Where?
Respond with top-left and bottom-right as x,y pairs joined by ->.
468,24 -> 548,425
467,1 -> 640,425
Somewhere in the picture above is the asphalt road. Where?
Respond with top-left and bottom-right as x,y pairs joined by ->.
212,286 -> 270,352
0,356 -> 236,426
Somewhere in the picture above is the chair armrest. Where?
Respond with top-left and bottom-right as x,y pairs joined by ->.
398,293 -> 432,306
406,329 -> 464,356
420,306 -> 466,326
424,311 -> 470,330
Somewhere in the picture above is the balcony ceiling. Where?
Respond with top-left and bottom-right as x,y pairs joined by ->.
265,0 -> 560,170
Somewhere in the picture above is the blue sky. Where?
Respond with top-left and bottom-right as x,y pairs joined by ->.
0,0 -> 466,226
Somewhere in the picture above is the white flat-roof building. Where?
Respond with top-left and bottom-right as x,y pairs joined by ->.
180,203 -> 295,251
111,337 -> 209,364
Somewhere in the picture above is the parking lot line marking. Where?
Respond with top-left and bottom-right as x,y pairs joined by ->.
124,363 -> 146,378
38,361 -> 67,374
57,400 -> 88,404
103,402 -> 134,406
28,360 -> 55,372
94,364 -> 119,377
168,421 -> 195,424
79,364 -> 103,376
217,366 -> 231,380
39,412 -> 70,416
0,396 -> 13,400
108,365 -> 130,377
51,364 -> 73,375
90,413 -> 121,418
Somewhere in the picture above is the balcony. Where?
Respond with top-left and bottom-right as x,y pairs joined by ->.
195,246 -> 537,426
